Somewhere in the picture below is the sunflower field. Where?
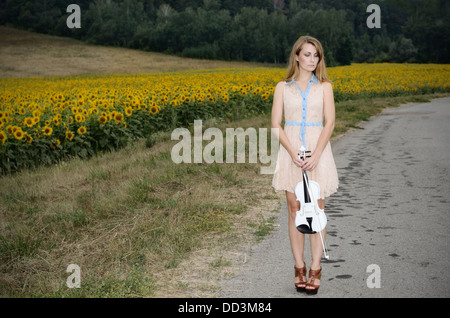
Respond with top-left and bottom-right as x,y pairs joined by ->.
1,63 -> 449,173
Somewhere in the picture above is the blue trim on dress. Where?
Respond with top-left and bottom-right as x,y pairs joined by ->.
284,75 -> 322,148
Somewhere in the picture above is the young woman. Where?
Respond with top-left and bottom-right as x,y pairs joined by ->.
271,36 -> 339,294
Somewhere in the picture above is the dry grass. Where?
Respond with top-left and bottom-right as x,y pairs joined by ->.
0,26 -> 266,78
0,115 -> 283,297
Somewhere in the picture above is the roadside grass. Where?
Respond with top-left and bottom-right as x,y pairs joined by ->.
0,115 -> 281,297
1,92 -> 448,297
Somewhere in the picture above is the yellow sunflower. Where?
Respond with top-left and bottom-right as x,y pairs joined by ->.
77,126 -> 87,135
14,129 -> 24,140
25,134 -> 33,144
98,115 -> 107,124
6,125 -> 13,135
170,99 -> 180,106
0,131 -> 7,144
150,106 -> 160,115
42,126 -> 53,136
51,139 -> 61,149
25,117 -> 35,127
75,114 -> 85,123
114,112 -> 124,122
66,130 -> 74,141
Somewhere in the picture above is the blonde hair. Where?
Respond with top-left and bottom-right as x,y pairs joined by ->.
285,35 -> 330,83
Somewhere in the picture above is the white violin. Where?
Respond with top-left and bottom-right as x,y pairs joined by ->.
294,146 -> 329,259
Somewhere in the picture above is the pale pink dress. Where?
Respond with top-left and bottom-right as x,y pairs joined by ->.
272,77 -> 339,199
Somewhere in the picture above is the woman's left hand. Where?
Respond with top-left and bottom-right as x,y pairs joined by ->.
301,153 -> 320,171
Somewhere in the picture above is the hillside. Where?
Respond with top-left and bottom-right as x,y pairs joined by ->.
0,26 -> 262,78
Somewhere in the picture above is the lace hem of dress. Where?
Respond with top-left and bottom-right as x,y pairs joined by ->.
272,181 -> 339,200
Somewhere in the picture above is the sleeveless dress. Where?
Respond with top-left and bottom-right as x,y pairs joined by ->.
272,75 -> 339,199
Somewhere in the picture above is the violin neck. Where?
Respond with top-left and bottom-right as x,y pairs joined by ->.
300,148 -> 312,203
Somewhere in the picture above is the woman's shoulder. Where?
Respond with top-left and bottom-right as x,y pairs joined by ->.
320,80 -> 333,91
274,81 -> 286,93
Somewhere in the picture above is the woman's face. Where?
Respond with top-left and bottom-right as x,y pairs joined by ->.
296,43 -> 319,73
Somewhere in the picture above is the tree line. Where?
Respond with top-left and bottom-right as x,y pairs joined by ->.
1,0 -> 449,65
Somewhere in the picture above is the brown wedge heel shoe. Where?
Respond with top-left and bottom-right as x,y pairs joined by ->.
306,267 -> 322,295
294,263 -> 307,292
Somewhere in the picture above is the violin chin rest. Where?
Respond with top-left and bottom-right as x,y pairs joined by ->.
295,211 -> 327,233
297,224 -> 316,234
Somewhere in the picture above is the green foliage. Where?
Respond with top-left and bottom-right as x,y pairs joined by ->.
1,0 -> 448,64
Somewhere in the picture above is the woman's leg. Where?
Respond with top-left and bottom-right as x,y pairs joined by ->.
307,198 -> 326,289
286,191 -> 305,268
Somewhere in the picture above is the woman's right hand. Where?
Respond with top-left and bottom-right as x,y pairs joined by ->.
290,149 -> 304,168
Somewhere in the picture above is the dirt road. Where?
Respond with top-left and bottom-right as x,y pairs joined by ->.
219,98 -> 450,298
